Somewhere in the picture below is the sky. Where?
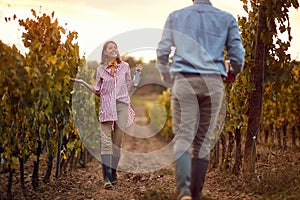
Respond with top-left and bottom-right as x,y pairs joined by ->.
0,0 -> 299,62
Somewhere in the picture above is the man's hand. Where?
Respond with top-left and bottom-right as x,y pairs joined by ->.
223,60 -> 235,83
223,72 -> 235,83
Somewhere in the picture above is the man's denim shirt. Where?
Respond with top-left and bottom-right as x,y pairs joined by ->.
157,0 -> 245,77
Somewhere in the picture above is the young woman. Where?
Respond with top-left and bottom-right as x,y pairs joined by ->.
71,41 -> 142,189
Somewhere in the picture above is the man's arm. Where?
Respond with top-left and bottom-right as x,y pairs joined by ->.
226,16 -> 245,75
156,15 -> 173,85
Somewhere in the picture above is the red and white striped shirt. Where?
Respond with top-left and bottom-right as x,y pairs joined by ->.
93,61 -> 135,127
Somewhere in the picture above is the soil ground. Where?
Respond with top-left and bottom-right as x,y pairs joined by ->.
1,97 -> 299,200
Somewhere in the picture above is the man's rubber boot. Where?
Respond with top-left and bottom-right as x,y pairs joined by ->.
175,152 -> 192,200
190,158 -> 209,200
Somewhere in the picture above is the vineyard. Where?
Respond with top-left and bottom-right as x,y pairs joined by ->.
1,0 -> 300,199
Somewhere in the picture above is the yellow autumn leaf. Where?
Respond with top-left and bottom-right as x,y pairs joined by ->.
33,155 -> 38,162
61,151 -> 67,160
24,66 -> 31,73
11,157 -> 19,169
293,68 -> 299,77
59,62 -> 65,69
48,56 -> 57,65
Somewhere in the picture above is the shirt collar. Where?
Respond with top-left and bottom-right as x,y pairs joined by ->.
105,61 -> 119,69
105,62 -> 120,76
193,0 -> 212,5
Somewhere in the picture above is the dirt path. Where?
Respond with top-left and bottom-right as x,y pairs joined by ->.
1,102 -> 179,200
0,100 -> 256,200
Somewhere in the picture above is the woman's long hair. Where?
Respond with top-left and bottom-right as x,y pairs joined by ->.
100,41 -> 122,65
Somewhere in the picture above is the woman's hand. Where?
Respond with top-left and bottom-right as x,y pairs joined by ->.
70,78 -> 83,84
95,91 -> 100,97
70,78 -> 100,96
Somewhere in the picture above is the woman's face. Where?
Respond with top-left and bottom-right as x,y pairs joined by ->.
104,42 -> 118,61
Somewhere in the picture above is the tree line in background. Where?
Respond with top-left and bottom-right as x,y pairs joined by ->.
1,0 -> 300,199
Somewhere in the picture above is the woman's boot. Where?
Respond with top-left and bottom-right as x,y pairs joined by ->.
101,154 -> 113,189
111,156 -> 120,185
